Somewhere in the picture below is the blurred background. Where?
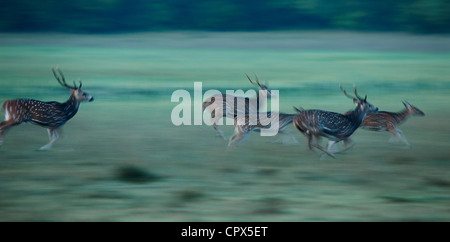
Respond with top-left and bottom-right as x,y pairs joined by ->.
0,0 -> 449,222
1,0 -> 449,33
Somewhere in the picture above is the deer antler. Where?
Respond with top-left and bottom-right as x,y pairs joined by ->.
253,73 -> 261,87
340,84 -> 356,100
245,73 -> 256,86
52,67 -> 78,89
245,73 -> 263,88
353,87 -> 366,101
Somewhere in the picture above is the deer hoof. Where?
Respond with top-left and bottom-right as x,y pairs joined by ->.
38,145 -> 52,151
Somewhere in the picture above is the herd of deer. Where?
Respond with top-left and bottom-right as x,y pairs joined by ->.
0,69 -> 424,157
202,74 -> 424,158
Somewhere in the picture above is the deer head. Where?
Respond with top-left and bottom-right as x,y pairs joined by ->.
246,73 -> 276,98
52,68 -> 94,103
402,101 -> 425,116
340,84 -> 378,114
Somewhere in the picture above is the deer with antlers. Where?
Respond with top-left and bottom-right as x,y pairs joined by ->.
202,74 -> 275,140
228,112 -> 297,147
0,68 -> 94,150
293,85 -> 378,158
359,101 -> 424,146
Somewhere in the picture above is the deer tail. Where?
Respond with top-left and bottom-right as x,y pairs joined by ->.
1,101 -> 7,113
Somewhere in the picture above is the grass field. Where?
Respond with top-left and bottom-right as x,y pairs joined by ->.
0,31 -> 449,221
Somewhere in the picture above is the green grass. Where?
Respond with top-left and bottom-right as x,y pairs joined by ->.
0,32 -> 449,221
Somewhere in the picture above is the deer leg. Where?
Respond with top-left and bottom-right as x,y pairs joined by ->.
340,138 -> 354,152
227,130 -> 248,148
287,132 -> 299,144
327,140 -> 339,153
0,120 -> 19,147
211,110 -> 226,141
228,126 -> 240,147
213,123 -> 226,141
299,131 -> 335,158
304,131 -> 313,150
312,137 -> 336,159
228,133 -> 241,147
318,140 -> 337,160
296,130 -> 312,150
394,128 -> 410,146
271,129 -> 285,144
305,133 -> 331,157
321,139 -> 353,159
313,143 -> 336,158
387,126 -> 400,143
39,128 -> 60,150
388,127 -> 410,146
0,119 -> 18,130
272,130 -> 298,145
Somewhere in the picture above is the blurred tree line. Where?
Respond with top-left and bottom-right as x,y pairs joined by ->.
0,0 -> 449,33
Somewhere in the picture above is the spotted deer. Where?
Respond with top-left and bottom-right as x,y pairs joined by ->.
202,74 -> 275,140
0,68 -> 94,150
359,101 -> 424,146
228,112 -> 297,147
293,85 -> 378,158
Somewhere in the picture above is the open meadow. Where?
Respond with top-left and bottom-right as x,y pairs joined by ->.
0,32 -> 449,221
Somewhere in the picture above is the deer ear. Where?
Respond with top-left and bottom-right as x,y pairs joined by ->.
293,106 -> 303,113
402,101 -> 411,109
353,98 -> 358,105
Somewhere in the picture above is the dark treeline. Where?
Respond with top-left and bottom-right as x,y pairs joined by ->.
0,0 -> 449,33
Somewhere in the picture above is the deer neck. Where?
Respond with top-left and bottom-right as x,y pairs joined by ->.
256,89 -> 267,100
284,114 -> 295,125
276,113 -> 295,129
62,94 -> 81,119
280,113 -> 296,120
346,107 -> 367,128
394,109 -> 410,124
256,89 -> 269,109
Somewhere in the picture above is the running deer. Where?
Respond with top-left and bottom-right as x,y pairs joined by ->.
202,74 -> 275,140
293,85 -> 378,158
228,112 -> 297,147
0,68 -> 94,150
359,101 -> 424,146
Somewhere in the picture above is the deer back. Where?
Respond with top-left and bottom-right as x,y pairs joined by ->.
294,109 -> 361,140
2,97 -> 79,128
205,93 -> 262,117
361,102 -> 424,131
